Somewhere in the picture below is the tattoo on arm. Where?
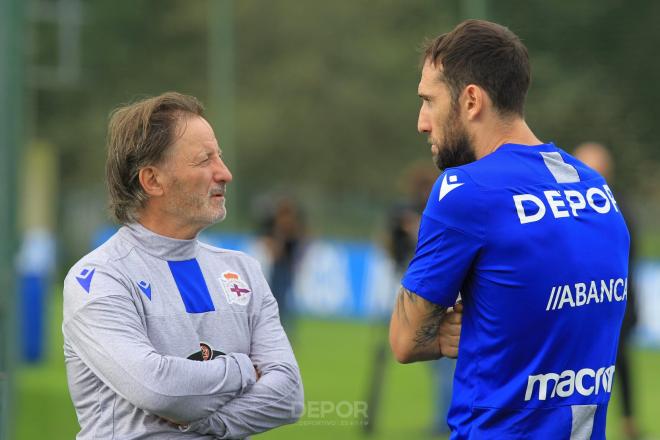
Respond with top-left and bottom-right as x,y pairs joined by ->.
395,286 -> 447,350
394,286 -> 417,324
413,302 -> 447,350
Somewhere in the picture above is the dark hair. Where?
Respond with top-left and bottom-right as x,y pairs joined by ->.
423,19 -> 530,116
105,92 -> 204,224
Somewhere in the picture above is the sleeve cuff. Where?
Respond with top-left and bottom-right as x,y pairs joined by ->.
230,352 -> 257,393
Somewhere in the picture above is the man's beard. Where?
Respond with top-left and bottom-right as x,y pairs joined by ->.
431,106 -> 477,171
166,181 -> 227,230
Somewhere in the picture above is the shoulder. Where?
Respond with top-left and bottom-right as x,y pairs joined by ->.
424,167 -> 487,239
63,234 -> 136,317
64,233 -> 130,285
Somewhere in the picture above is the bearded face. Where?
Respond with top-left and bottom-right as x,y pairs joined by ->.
418,60 -> 477,172
430,101 -> 477,171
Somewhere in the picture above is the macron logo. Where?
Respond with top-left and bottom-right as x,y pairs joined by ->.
525,365 -> 615,401
137,280 -> 152,300
439,174 -> 464,201
76,268 -> 95,293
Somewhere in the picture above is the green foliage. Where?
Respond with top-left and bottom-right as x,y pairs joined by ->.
233,1 -> 454,198
491,1 -> 660,189
29,0 -> 660,259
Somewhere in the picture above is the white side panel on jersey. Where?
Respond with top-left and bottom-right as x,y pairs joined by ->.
570,404 -> 597,440
541,151 -> 580,183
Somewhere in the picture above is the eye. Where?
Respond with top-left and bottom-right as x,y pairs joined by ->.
195,155 -> 211,166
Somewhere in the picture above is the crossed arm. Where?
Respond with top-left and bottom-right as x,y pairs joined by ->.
183,289 -> 304,439
63,265 -> 302,438
389,286 -> 462,364
63,294 -> 257,424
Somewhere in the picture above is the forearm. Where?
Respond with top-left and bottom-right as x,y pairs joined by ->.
389,286 -> 457,364
389,287 -> 446,363
184,362 -> 304,438
64,296 -> 257,423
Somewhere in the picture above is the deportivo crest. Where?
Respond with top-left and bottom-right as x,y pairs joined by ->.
219,271 -> 252,306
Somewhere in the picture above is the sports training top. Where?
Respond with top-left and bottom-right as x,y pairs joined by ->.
402,143 -> 629,440
63,223 -> 303,439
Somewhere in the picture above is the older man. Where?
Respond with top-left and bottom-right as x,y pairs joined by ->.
389,20 -> 629,439
63,92 -> 303,439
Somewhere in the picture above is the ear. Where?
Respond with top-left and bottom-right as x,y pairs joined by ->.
462,84 -> 485,121
138,166 -> 165,197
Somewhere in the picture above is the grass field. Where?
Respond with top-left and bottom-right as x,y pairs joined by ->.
14,294 -> 660,440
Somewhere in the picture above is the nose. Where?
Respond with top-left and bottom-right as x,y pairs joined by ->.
417,105 -> 431,134
213,157 -> 233,183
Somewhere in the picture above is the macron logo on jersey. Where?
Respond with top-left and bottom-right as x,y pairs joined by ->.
439,174 -> 464,201
525,365 -> 615,401
76,268 -> 95,293
137,280 -> 152,300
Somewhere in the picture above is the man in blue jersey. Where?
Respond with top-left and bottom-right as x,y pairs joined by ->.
388,20 -> 629,439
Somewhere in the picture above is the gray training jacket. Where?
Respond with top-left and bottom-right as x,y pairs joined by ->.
62,223 -> 304,439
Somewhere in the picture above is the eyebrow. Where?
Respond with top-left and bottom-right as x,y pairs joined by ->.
193,148 -> 221,162
203,146 -> 222,154
418,93 -> 432,100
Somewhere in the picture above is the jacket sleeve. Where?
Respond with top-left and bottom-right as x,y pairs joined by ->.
183,265 -> 304,438
63,266 -> 257,424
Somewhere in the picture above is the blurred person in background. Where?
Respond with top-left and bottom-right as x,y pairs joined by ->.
386,163 -> 437,277
390,164 -> 457,437
574,142 -> 641,440
62,92 -> 303,439
389,20 -> 630,439
257,195 -> 306,338
364,162 -> 440,434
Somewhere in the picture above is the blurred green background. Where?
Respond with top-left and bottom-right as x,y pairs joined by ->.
2,0 -> 660,439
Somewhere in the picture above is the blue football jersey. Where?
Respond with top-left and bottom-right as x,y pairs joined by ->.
402,143 -> 629,439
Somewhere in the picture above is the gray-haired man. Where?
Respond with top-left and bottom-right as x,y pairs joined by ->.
63,92 -> 303,439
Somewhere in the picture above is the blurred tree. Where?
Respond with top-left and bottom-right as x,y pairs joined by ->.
30,0 -> 211,257
494,0 -> 660,190
28,0 -> 660,264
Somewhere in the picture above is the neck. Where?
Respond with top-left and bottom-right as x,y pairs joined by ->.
473,117 -> 542,159
137,208 -> 204,240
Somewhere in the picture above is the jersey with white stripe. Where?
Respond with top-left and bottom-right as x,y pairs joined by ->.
402,143 -> 629,439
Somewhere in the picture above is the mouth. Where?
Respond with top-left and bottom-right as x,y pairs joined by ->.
210,185 -> 226,199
